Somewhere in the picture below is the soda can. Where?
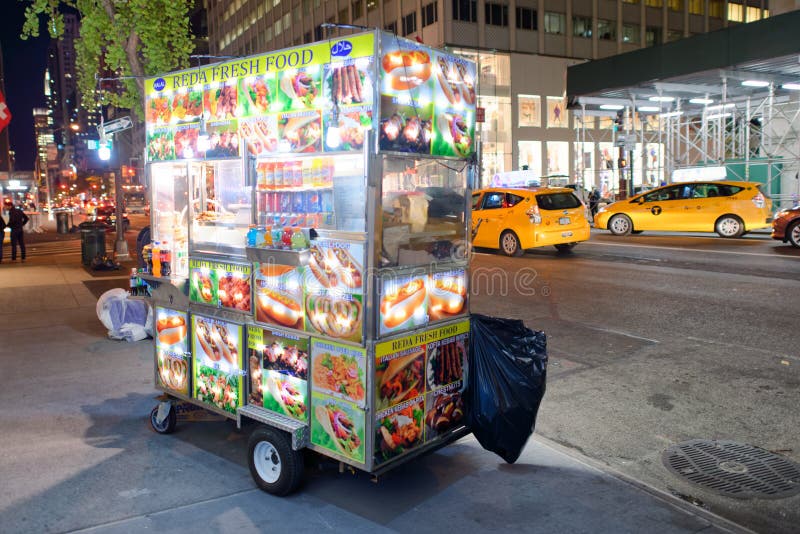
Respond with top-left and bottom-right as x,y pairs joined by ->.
304,190 -> 321,213
279,192 -> 292,213
293,191 -> 305,213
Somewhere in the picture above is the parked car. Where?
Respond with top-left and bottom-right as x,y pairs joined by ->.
93,206 -> 130,232
594,180 -> 772,238
771,204 -> 800,247
471,187 -> 590,256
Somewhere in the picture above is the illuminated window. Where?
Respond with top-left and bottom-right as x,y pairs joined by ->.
622,0 -> 639,4
518,95 -> 541,127
709,0 -> 723,17
544,12 -> 565,34
597,19 -> 615,40
746,6 -> 760,22
573,16 -> 591,38
688,0 -> 704,15
644,0 -> 663,7
728,3 -> 743,22
668,0 -> 682,11
367,0 -> 378,12
623,24 -> 639,43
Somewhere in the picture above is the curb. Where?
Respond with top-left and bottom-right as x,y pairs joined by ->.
531,434 -> 755,534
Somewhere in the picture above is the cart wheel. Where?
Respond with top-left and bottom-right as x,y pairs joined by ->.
149,403 -> 177,434
248,426 -> 304,496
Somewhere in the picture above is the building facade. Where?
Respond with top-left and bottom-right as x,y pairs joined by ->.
205,0 -> 773,187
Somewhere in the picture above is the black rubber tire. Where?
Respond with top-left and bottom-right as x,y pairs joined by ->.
715,215 -> 744,238
554,243 -> 576,252
149,404 -> 177,434
248,426 -> 304,496
499,230 -> 523,257
787,220 -> 800,248
631,230 -> 644,235
608,214 -> 633,236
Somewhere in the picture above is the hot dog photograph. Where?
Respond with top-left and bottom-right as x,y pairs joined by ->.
379,274 -> 429,335
375,348 -> 425,410
239,117 -> 278,156
375,399 -> 425,464
305,294 -> 363,341
433,54 -> 477,108
305,243 -> 364,292
254,263 -> 304,329
426,336 -> 468,390
192,316 -> 243,372
433,111 -> 474,158
428,270 -> 467,320
190,268 -> 218,305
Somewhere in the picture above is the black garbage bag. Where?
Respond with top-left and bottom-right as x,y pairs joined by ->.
468,314 -> 547,463
90,255 -> 121,271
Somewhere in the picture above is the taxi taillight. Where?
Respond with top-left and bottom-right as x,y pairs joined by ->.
526,205 -> 542,224
752,192 -> 766,208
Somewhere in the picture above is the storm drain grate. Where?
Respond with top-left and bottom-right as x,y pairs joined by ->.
662,439 -> 800,500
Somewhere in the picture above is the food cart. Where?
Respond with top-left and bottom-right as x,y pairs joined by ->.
142,30 -> 477,495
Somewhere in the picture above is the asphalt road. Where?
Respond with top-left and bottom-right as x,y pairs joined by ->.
470,230 -> 800,533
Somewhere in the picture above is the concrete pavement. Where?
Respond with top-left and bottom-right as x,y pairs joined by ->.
0,231 -> 750,533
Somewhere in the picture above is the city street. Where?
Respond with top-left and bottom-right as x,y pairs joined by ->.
1,226 -> 798,533
472,231 -> 800,532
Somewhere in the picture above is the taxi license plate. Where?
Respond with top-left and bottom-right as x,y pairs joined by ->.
559,217 -> 571,225
561,231 -> 573,238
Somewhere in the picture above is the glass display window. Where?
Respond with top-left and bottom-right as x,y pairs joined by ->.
518,141 -> 542,177
381,156 -> 468,267
150,162 -> 190,277
546,96 -> 568,128
545,141 -> 569,176
254,152 -> 366,237
190,159 -> 252,256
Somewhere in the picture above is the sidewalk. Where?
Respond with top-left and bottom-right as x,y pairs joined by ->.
0,233 -> 750,534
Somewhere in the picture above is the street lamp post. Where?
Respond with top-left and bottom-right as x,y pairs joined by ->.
97,119 -> 130,260
46,123 -> 80,220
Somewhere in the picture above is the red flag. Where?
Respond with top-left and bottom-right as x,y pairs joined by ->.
0,90 -> 11,134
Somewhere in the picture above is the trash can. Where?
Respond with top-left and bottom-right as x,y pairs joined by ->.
79,221 -> 107,266
56,211 -> 70,234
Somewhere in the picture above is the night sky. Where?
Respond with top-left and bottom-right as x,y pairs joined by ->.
1,5 -> 50,171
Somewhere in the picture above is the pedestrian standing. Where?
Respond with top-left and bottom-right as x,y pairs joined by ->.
8,203 -> 29,262
588,188 -> 601,220
0,212 -> 5,263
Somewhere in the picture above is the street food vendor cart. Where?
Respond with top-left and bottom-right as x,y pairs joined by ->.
142,30 -> 477,495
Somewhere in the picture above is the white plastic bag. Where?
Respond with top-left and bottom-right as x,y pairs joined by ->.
96,288 -> 153,342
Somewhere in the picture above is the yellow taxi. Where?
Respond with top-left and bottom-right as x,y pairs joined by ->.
594,180 -> 772,238
471,187 -> 591,256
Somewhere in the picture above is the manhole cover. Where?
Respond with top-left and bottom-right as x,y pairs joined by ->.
662,439 -> 800,499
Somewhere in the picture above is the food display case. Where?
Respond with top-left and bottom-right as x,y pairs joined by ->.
143,30 -> 478,494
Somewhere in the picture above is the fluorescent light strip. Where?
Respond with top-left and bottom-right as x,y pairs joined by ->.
689,98 -> 714,105
782,83 -> 800,91
649,96 -> 675,102
659,111 -> 683,118
637,106 -> 660,112
706,103 -> 736,111
706,113 -> 731,120
741,80 -> 769,87
599,104 -> 624,110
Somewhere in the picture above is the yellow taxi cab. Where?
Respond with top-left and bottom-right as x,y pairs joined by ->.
471,187 -> 591,256
594,180 -> 772,238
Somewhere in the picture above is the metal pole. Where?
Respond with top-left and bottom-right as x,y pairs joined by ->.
114,130 -> 130,260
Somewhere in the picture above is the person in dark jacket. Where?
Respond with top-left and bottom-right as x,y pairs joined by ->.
8,203 -> 29,262
0,212 -> 5,263
588,188 -> 601,220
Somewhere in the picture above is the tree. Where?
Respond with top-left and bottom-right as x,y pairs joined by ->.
21,0 -> 196,119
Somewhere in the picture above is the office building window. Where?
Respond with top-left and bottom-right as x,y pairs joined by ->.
667,29 -> 682,41
644,0 -> 663,7
453,0 -> 478,22
422,2 -> 438,27
709,0 -> 723,17
367,0 -> 378,12
275,18 -> 282,35
544,12 -> 565,34
728,1 -> 743,20
314,24 -> 324,40
746,6 -> 761,21
622,24 -> 639,43
622,0 -> 639,3
597,19 -> 615,40
352,0 -> 363,18
485,2 -> 509,26
304,31 -> 311,43
385,21 -> 397,33
688,0 -> 704,15
303,0 -> 311,15
668,0 -> 683,11
284,12 -> 291,29
645,26 -> 661,46
573,16 -> 591,38
516,7 -> 537,30
402,12 -> 417,35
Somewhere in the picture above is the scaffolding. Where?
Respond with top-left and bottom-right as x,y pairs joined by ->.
573,89 -> 800,208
